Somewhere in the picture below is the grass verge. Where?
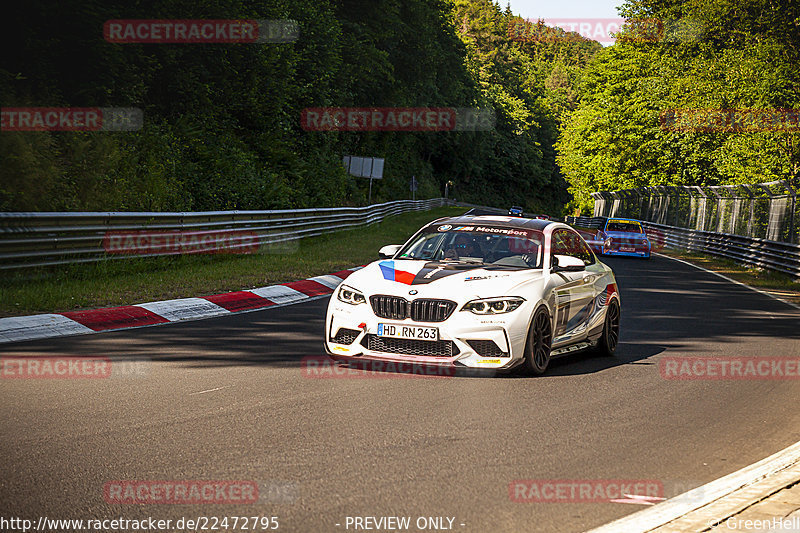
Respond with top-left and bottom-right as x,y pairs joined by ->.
657,248 -> 800,306
0,206 -> 468,317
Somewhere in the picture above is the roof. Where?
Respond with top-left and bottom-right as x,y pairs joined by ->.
606,217 -> 643,223
424,214 -> 554,231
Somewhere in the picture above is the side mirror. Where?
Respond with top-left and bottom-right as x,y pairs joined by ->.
552,254 -> 585,273
378,244 -> 402,259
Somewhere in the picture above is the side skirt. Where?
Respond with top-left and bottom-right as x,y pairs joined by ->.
550,341 -> 592,357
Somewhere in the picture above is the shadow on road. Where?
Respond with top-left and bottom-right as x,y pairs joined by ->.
2,255 -> 798,377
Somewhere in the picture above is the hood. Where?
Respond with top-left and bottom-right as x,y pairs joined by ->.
344,259 -> 544,300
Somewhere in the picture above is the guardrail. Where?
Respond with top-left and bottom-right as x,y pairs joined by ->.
566,215 -> 800,280
454,202 -> 508,215
456,203 -> 564,222
591,179 -> 798,244
0,199 -> 452,270
564,216 -> 606,229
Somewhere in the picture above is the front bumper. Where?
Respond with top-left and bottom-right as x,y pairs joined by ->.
601,248 -> 650,258
601,236 -> 651,258
325,301 -> 530,370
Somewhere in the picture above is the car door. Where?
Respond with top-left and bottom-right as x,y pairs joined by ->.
551,229 -> 597,345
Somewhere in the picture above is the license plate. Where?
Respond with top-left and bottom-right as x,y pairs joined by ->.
377,323 -> 438,341
619,247 -> 635,252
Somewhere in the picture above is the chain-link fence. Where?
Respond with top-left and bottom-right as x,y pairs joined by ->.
592,180 -> 799,244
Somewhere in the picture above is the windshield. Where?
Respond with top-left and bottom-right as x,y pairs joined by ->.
606,221 -> 643,233
397,225 -> 544,268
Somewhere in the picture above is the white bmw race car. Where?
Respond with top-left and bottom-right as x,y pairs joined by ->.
324,215 -> 620,375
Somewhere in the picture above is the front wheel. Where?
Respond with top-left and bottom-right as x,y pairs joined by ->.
594,299 -> 620,357
521,307 -> 553,375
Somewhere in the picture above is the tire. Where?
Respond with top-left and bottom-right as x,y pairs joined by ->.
594,299 -> 620,357
522,307 -> 553,375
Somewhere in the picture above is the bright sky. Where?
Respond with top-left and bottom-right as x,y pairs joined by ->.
504,0 -> 625,19
504,0 -> 627,44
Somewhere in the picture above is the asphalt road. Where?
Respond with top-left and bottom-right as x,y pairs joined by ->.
2,255 -> 800,533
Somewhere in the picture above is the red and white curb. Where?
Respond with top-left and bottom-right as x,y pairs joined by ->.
0,268 -> 361,344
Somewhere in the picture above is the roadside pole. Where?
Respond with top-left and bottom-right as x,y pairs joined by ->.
343,155 -> 384,205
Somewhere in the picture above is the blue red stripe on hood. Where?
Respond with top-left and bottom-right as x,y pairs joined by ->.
378,260 -> 494,285
378,261 -> 417,284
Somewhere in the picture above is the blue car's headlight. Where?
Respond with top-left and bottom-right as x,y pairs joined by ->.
337,285 -> 366,305
461,297 -> 525,315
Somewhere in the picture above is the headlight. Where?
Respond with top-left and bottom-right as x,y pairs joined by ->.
461,297 -> 525,315
337,285 -> 366,305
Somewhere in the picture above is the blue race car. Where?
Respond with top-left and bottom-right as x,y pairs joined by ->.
587,218 -> 651,259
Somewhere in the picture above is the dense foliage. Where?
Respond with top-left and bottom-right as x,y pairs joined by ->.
0,0 -> 599,213
557,0 -> 800,212
8,0 -> 789,216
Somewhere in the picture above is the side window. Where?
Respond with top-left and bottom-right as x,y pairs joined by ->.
567,231 -> 596,266
551,231 -> 570,257
553,230 -> 596,266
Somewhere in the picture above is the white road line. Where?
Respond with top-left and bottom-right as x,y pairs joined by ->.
585,440 -> 800,532
609,494 -> 666,505
655,252 -> 800,312
189,386 -> 227,395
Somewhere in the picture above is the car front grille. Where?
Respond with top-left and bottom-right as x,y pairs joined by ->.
411,299 -> 457,322
370,295 -> 456,323
331,328 -> 360,345
363,335 -> 459,357
370,295 -> 409,320
466,339 -> 507,357
612,238 -> 646,246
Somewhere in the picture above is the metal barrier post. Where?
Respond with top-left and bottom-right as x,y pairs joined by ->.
784,180 -> 797,244
587,180 -> 800,279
